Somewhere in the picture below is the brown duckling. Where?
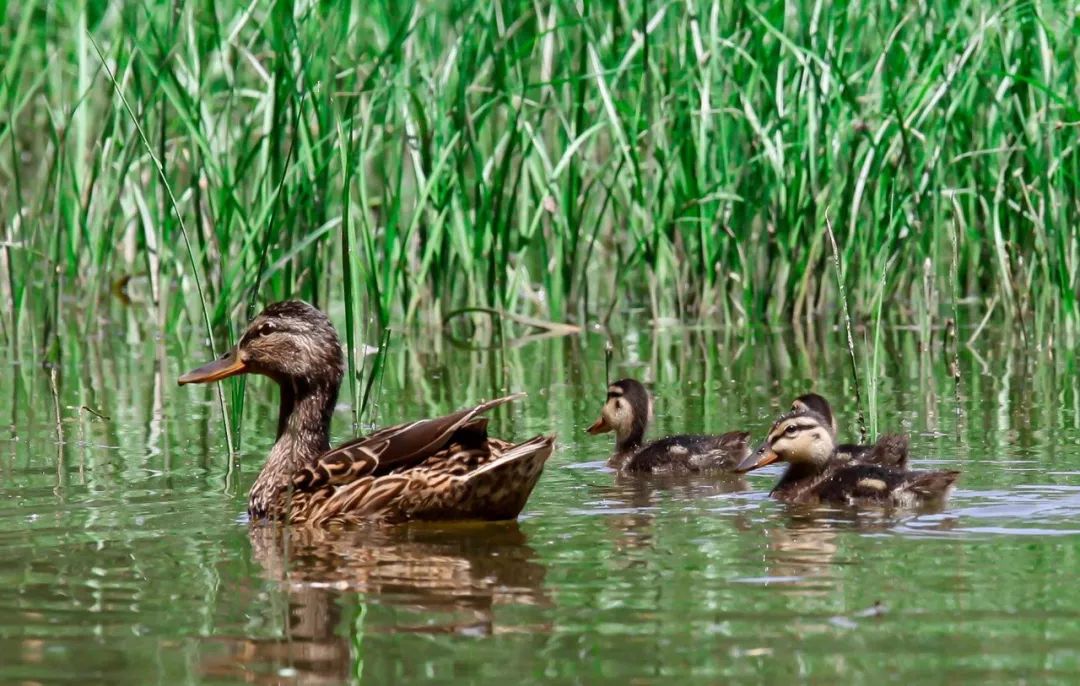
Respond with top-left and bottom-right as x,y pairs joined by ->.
179,300 -> 554,525
586,378 -> 749,473
736,406 -> 959,508
791,393 -> 909,467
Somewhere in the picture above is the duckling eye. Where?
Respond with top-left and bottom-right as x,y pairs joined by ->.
784,425 -> 798,437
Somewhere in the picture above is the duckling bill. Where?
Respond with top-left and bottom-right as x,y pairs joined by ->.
587,378 -> 749,473
737,404 -> 959,508
179,300 -> 555,525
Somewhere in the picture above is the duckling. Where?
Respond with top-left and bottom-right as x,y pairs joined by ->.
735,406 -> 958,508
791,393 -> 909,467
586,378 -> 749,473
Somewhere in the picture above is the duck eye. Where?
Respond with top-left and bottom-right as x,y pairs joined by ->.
784,425 -> 798,436
255,323 -> 275,337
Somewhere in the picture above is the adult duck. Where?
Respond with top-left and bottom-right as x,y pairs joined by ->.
179,300 -> 554,525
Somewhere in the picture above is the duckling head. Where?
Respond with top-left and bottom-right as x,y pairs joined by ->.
178,300 -> 344,390
790,393 -> 839,437
586,378 -> 653,451
735,409 -> 836,472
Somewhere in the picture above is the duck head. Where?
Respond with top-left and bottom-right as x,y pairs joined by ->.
586,378 -> 653,452
178,300 -> 344,391
736,407 -> 836,472
790,393 -> 839,437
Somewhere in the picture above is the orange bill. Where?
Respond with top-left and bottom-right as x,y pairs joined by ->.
586,416 -> 612,434
734,443 -> 779,472
178,351 -> 247,386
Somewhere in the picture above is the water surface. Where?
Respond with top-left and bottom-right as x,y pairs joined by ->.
2,323 -> 1079,684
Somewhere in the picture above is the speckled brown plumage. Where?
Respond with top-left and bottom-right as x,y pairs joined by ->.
179,300 -> 554,525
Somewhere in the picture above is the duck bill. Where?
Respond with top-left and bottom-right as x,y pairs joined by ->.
586,416 -> 612,434
178,351 -> 247,386
734,442 -> 780,473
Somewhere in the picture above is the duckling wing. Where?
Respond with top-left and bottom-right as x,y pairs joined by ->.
836,434 -> 909,468
871,434 -> 910,468
815,463 -> 959,507
292,393 -> 524,492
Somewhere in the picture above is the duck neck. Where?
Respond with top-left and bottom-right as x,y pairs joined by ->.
615,424 -> 646,455
249,376 -> 340,516
275,378 -> 339,451
771,459 -> 829,497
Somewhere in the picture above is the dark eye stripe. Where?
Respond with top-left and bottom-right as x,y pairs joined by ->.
776,422 -> 816,437
239,321 -> 279,345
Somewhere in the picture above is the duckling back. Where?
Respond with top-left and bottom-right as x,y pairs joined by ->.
836,433 -> 909,468
780,460 -> 959,508
620,431 -> 750,474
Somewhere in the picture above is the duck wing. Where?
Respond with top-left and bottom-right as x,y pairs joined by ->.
291,393 -> 524,493
305,432 -> 555,524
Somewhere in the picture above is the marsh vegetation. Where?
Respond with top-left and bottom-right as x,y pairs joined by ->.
2,1 -> 1079,683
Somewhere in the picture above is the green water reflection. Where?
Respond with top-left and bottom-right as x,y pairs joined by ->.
2,322 -> 1080,684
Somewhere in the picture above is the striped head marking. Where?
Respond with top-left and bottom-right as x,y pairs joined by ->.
735,410 -> 835,472
790,393 -> 838,437
586,378 -> 652,445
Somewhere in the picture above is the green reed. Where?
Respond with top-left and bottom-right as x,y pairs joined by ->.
1,0 -> 1077,356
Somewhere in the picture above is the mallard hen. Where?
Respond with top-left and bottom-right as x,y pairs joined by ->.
178,300 -> 554,525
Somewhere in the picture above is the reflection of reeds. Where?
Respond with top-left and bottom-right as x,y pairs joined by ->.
9,317 -> 1068,500
1,318 -> 1076,681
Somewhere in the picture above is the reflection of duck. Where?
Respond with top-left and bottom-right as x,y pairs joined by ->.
791,393 -> 908,466
763,520 -> 840,591
201,523 -> 549,683
592,474 -> 749,555
178,301 -> 554,525
586,378 -> 749,473
738,405 -> 959,507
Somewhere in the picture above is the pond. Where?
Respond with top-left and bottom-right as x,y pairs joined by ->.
2,321 -> 1079,683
